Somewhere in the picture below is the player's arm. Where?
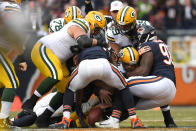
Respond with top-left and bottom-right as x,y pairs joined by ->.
68,25 -> 105,49
126,50 -> 153,77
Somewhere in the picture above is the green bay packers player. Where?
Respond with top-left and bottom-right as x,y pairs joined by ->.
17,6 -> 82,126
20,10 -> 107,126
0,0 -> 27,129
12,10 -> 83,128
48,18 -> 64,34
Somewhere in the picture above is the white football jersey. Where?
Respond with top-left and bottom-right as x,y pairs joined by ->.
49,18 -> 65,33
106,20 -> 151,47
39,18 -> 91,62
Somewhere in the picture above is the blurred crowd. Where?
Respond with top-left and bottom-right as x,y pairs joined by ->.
21,0 -> 196,33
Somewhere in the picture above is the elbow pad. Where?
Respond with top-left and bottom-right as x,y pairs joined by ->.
76,35 -> 93,49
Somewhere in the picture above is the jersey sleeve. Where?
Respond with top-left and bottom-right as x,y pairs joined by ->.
106,28 -> 115,43
138,42 -> 152,56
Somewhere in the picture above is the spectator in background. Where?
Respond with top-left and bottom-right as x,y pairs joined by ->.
181,0 -> 195,29
98,0 -> 111,15
163,0 -> 182,29
192,0 -> 196,28
137,0 -> 152,20
109,0 -> 123,21
148,0 -> 165,29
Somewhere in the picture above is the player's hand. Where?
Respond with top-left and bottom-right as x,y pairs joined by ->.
73,55 -> 79,66
99,89 -> 112,105
95,31 -> 108,48
19,62 -> 27,71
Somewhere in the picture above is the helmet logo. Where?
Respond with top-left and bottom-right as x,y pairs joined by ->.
131,11 -> 135,18
65,11 -> 69,18
94,14 -> 102,22
137,27 -> 145,34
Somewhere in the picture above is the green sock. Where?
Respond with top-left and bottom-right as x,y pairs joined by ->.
36,77 -> 59,96
49,92 -> 63,111
1,88 -> 16,102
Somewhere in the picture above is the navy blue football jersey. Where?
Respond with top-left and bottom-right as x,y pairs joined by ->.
78,46 -> 109,63
138,40 -> 176,85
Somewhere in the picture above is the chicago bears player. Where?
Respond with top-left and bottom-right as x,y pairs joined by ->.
126,25 -> 177,127
115,6 -> 177,128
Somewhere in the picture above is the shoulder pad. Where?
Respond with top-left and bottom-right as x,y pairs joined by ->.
72,18 -> 90,33
49,18 -> 64,33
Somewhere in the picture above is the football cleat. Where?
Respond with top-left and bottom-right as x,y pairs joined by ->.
164,118 -> 177,128
95,116 -> 120,128
0,118 -> 20,129
49,117 -> 71,129
131,117 -> 145,128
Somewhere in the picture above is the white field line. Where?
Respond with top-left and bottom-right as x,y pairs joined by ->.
142,120 -> 196,122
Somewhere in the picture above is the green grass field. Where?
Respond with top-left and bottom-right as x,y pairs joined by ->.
11,106 -> 196,130
121,106 -> 196,128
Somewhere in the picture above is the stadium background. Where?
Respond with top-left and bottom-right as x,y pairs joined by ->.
9,0 -> 196,111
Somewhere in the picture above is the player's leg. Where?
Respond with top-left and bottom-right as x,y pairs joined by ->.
35,71 -> 69,127
22,43 -> 64,111
50,59 -> 107,128
161,105 -> 177,128
128,76 -> 176,128
95,64 -> 144,128
127,76 -> 176,109
0,51 -> 19,129
35,91 -> 64,127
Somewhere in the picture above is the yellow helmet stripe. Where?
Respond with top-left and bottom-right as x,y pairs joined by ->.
127,47 -> 135,62
72,6 -> 77,20
120,6 -> 129,24
106,34 -> 115,42
72,19 -> 89,33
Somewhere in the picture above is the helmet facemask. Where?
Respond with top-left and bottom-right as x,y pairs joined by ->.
118,20 -> 136,35
137,25 -> 156,44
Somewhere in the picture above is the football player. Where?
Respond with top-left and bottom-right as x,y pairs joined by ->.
0,0 -> 27,129
12,14 -> 97,128
108,6 -> 177,128
96,25 -> 177,128
49,38 -> 141,128
95,46 -> 145,129
15,6 -> 83,127
19,10 -> 107,127
115,6 -> 177,128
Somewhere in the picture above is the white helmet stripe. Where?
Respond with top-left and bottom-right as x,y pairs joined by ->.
127,47 -> 135,61
72,6 -> 77,19
120,6 -> 130,24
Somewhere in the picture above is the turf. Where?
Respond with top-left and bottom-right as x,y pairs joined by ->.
11,106 -> 196,130
121,106 -> 196,128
